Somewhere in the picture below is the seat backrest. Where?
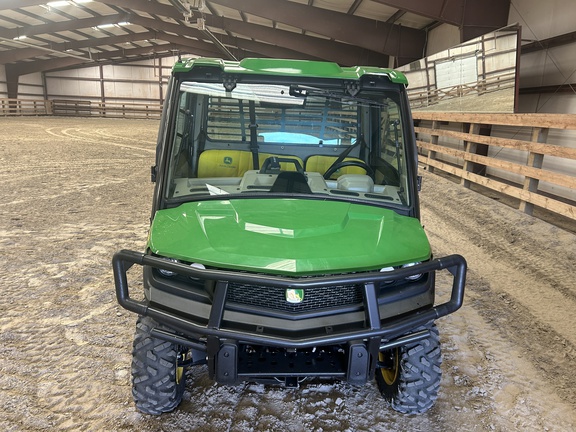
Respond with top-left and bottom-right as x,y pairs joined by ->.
305,155 -> 366,179
197,149 -> 254,177
197,150 -> 304,178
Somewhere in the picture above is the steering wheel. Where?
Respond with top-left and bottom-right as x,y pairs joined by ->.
323,160 -> 375,180
260,156 -> 304,174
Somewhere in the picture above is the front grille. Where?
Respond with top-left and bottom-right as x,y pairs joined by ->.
226,282 -> 364,313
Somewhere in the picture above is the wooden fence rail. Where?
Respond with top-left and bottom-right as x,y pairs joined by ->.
0,98 -> 51,115
0,98 -> 163,119
413,112 -> 576,221
3,98 -> 574,222
52,99 -> 162,119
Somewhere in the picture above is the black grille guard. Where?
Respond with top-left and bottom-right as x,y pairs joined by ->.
113,249 -> 466,348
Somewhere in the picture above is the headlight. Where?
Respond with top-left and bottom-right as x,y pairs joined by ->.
379,266 -> 395,284
380,262 -> 424,284
188,262 -> 205,281
402,262 -> 423,281
158,258 -> 179,276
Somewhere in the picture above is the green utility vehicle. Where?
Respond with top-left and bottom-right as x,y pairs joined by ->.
113,57 -> 466,415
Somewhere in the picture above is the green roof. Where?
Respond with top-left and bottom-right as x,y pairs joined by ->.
173,57 -> 408,85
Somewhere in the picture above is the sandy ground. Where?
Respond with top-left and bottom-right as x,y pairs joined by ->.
0,117 -> 575,431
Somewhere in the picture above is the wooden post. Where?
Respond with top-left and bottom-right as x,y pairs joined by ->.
473,124 -> 491,175
519,127 -> 549,215
427,120 -> 439,173
461,123 -> 480,188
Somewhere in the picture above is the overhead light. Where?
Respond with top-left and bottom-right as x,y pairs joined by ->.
13,35 -> 27,40
92,21 -> 130,31
46,0 -> 92,7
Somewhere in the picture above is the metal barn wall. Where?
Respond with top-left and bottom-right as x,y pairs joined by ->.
419,0 -> 576,202
512,0 -> 576,114
1,56 -> 179,104
491,0 -> 576,200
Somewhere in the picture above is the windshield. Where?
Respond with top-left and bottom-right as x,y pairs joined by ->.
164,80 -> 413,209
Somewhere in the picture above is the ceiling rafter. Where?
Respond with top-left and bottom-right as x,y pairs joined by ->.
0,0 -> 514,98
0,31 -> 161,64
5,42 -> 205,78
208,0 -> 426,63
0,13 -> 132,40
0,9 -> 390,69
198,14 -> 390,66
371,0 -> 510,41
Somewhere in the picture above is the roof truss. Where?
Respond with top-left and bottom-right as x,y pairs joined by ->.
0,0 -> 511,96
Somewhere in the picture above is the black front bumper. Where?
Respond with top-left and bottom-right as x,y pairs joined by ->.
113,250 -> 466,349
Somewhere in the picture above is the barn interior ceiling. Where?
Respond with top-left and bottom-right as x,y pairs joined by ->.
0,0 -> 510,87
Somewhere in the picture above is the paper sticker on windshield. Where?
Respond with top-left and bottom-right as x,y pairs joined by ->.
206,184 -> 230,195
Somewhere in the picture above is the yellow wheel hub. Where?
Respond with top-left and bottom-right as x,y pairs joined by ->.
379,348 -> 399,385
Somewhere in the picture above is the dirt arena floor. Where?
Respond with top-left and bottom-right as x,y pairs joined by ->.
0,117 -> 575,431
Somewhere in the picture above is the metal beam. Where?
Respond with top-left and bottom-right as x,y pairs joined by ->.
372,0 -> 510,41
0,32 -> 160,64
519,83 -> 576,94
5,43 -> 213,78
0,0 -> 398,66
521,30 -> 576,55
121,12 -> 390,66
6,56 -> 85,88
96,0 -> 181,19
128,15 -> 389,66
0,0 -> 58,8
0,0 -> 175,17
460,0 -> 510,41
236,38 -> 320,61
371,0 -> 463,25
208,0 -> 425,62
347,0 -> 364,15
0,16 -> 327,71
0,13 -> 132,40
5,63 -> 20,99
158,33 -> 239,58
201,14 -> 389,66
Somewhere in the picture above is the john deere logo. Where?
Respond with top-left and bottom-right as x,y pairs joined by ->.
223,156 -> 233,165
286,289 -> 304,304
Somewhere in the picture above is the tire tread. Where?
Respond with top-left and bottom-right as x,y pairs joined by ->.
131,316 -> 185,415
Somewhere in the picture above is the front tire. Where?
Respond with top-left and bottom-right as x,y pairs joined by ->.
131,315 -> 186,415
375,323 -> 442,414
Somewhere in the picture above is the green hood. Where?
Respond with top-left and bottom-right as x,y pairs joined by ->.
149,199 -> 430,275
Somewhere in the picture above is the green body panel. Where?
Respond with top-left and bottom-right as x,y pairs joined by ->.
172,57 -> 408,85
148,199 -> 430,276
